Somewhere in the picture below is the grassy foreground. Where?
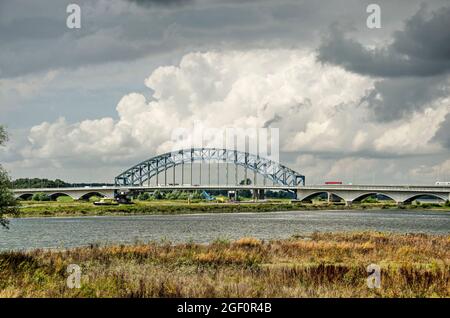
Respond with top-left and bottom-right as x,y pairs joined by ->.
16,200 -> 450,217
0,232 -> 448,297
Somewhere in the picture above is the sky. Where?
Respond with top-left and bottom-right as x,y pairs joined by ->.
0,0 -> 449,184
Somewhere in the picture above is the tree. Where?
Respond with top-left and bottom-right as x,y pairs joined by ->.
0,126 -> 19,228
11,178 -> 71,189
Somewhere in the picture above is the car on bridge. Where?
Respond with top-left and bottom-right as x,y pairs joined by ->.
325,181 -> 342,185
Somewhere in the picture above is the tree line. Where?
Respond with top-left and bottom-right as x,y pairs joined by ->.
11,178 -> 114,189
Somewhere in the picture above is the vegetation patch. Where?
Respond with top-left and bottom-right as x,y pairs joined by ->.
0,232 -> 448,297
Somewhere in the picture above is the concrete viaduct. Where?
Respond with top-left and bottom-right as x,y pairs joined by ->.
12,184 -> 450,205
295,185 -> 450,205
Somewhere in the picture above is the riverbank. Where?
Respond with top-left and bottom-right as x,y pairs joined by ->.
0,232 -> 448,297
14,200 -> 450,218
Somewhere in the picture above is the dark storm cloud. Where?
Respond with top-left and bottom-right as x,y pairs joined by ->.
0,0 -> 366,78
0,0 -> 178,78
0,17 -> 65,43
432,113 -> 450,149
317,6 -> 450,77
124,0 -> 193,7
360,76 -> 450,122
1,0 -> 449,81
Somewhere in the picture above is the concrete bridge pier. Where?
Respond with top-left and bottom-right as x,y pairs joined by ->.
252,189 -> 265,201
227,190 -> 237,201
257,189 -> 265,200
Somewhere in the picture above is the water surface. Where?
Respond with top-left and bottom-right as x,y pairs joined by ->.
0,210 -> 449,251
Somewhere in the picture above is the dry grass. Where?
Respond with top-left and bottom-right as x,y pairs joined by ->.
0,232 -> 448,297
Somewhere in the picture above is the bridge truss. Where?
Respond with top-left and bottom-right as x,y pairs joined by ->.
114,148 -> 305,187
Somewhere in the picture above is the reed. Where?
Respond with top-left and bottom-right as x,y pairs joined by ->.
0,232 -> 448,297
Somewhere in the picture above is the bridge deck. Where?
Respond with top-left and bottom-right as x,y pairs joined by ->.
13,184 -> 450,193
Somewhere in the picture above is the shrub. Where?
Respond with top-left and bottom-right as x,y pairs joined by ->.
191,191 -> 202,200
88,196 -> 102,203
151,190 -> 163,200
137,192 -> 150,201
32,193 -> 50,201
165,190 -> 180,200
233,237 -> 262,248
361,196 -> 378,204
56,196 -> 73,202
178,192 -> 189,200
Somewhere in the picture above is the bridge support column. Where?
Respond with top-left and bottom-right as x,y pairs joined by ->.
345,201 -> 352,207
259,189 -> 265,200
227,191 -> 236,201
254,189 -> 265,200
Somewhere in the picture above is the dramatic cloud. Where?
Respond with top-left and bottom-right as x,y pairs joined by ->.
1,0 -> 450,183
432,113 -> 450,149
373,99 -> 449,155
317,6 -> 450,77
7,50 -> 448,183
359,76 -> 450,122
125,0 -> 194,7
2,0 -> 432,79
317,5 -> 450,123
18,50 -> 372,165
410,159 -> 450,182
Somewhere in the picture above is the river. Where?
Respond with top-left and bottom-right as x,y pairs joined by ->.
0,209 -> 449,251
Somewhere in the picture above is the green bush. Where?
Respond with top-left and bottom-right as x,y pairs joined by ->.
361,197 -> 378,203
32,193 -> 50,201
56,196 -> 73,202
88,196 -> 101,203
178,192 -> 189,200
191,191 -> 202,200
151,190 -> 163,200
166,190 -> 180,200
137,192 -> 150,201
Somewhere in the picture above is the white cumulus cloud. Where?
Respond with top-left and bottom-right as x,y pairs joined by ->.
7,49 -> 450,182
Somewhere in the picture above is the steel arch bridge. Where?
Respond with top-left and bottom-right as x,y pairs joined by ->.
114,148 -> 305,187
